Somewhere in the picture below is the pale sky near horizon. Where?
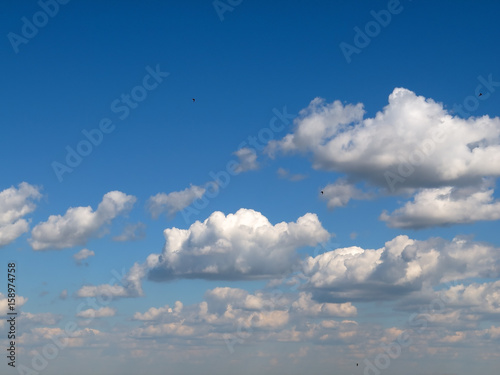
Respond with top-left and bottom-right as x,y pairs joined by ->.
1,1 -> 500,374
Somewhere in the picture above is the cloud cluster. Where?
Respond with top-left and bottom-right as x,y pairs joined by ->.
266,88 -> 500,228
20,279 -> 500,367
0,182 -> 41,248
130,286 -> 356,341
302,235 -> 500,302
147,208 -> 330,281
29,191 -> 136,250
147,185 -> 206,219
439,280 -> 500,315
75,209 -> 330,302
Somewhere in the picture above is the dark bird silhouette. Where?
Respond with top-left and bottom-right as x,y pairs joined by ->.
357,363 -> 359,367
479,93 -> 483,97
192,98 -> 196,102
321,191 -> 324,195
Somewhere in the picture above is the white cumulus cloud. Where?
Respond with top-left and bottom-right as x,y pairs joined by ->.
146,208 -> 330,281
266,88 -> 500,191
80,209 -> 330,301
380,182 -> 500,228
29,191 -> 136,250
0,182 -> 41,248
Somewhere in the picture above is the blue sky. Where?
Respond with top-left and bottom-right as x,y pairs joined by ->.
1,1 -> 500,374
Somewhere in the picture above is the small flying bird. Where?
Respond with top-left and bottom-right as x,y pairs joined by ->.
479,93 -> 483,97
357,363 -> 359,367
192,98 -> 196,102
321,190 -> 324,195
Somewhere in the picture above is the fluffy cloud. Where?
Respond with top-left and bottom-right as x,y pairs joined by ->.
146,208 -> 330,281
320,179 -> 371,209
380,182 -> 500,228
234,147 -> 259,173
266,88 -> 500,191
112,222 -> 146,241
0,182 -> 41,248
302,235 -> 500,302
29,191 -> 136,250
147,185 -> 206,219
277,168 -> 307,181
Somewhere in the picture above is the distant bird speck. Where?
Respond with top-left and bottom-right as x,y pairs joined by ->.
321,191 -> 324,195
192,98 -> 196,102
479,93 -> 483,97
